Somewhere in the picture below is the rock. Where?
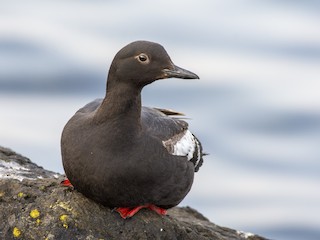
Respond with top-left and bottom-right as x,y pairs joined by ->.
0,146 -> 268,240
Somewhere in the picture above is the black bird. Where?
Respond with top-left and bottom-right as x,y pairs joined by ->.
61,41 -> 204,218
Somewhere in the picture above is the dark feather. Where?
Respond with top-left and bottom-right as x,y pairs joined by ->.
75,99 -> 204,172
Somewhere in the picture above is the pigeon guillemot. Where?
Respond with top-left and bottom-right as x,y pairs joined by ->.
61,41 -> 204,218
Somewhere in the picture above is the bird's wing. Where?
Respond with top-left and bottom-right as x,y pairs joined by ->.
141,106 -> 203,172
74,102 -> 203,171
152,107 -> 185,116
141,106 -> 188,139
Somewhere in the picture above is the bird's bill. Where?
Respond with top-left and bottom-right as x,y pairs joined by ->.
162,65 -> 199,79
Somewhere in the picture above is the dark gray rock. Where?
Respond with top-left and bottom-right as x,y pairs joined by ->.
0,146 -> 268,240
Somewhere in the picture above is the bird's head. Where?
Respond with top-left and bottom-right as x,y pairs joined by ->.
107,41 -> 199,89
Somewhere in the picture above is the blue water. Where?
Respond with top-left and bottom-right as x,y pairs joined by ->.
1,1 -> 320,239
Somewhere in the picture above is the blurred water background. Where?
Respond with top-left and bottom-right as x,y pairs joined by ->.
1,1 -> 320,239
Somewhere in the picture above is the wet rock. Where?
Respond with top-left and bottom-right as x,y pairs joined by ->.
0,146 -> 268,240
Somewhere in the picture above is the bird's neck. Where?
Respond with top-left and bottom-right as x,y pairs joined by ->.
94,81 -> 142,131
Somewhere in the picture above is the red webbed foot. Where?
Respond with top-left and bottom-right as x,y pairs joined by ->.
148,204 -> 167,215
60,178 -> 73,187
115,206 -> 146,219
115,204 -> 167,219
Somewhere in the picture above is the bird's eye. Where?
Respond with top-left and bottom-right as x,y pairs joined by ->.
136,53 -> 150,64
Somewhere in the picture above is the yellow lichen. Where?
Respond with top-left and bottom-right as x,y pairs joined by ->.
36,218 -> 41,225
51,200 -> 73,212
17,192 -> 25,198
30,209 -> 40,219
58,201 -> 73,212
60,214 -> 68,221
13,227 -> 21,238
59,214 -> 69,229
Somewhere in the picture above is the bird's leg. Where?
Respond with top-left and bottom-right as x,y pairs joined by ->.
115,204 -> 167,219
60,178 -> 73,187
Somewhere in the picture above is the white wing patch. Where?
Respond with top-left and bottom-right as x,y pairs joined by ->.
194,137 -> 202,167
162,130 -> 196,160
